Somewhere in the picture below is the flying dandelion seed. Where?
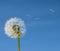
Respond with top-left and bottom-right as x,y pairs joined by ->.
4,17 -> 26,38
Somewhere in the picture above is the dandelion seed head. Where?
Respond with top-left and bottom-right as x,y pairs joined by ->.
4,17 -> 26,38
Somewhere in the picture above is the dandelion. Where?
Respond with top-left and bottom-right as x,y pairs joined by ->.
4,17 -> 26,51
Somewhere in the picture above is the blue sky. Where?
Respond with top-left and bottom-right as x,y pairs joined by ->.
0,0 -> 60,51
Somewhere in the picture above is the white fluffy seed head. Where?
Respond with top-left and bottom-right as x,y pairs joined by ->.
4,17 -> 26,38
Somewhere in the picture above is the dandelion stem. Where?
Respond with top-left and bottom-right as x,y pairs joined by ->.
18,37 -> 20,51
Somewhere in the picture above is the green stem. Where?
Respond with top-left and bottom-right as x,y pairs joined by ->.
18,37 -> 20,51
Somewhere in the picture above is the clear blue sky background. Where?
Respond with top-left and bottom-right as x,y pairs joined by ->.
0,0 -> 60,51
